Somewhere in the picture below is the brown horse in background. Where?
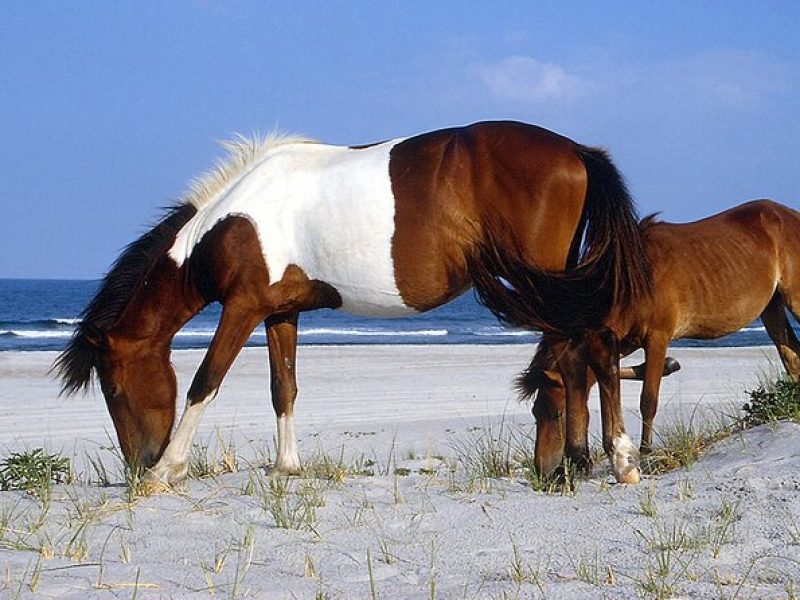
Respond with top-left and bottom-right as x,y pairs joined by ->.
521,200 -> 800,476
54,121 -> 651,488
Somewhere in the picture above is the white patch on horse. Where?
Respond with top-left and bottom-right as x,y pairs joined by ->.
144,392 -> 218,486
169,137 -> 416,316
275,414 -> 301,473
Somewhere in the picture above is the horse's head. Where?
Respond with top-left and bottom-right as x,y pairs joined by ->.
520,364 -> 567,477
96,334 -> 177,469
517,337 -> 574,476
56,326 -> 177,470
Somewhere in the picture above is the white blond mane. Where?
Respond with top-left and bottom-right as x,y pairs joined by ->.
183,132 -> 315,209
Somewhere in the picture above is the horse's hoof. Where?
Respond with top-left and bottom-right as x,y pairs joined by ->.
611,434 -> 641,485
139,480 -> 173,496
663,357 -> 681,376
273,464 -> 302,476
274,454 -> 302,475
142,462 -> 188,490
616,466 -> 641,485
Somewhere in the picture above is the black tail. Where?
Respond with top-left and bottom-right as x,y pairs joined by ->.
469,144 -> 651,334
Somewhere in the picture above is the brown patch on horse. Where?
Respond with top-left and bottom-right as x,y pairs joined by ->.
389,121 -> 603,316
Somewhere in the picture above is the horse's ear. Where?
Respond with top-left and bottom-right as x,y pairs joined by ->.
516,367 -> 561,401
79,322 -> 106,348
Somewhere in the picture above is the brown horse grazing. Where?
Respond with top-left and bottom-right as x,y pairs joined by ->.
54,121 -> 651,487
522,200 -> 800,477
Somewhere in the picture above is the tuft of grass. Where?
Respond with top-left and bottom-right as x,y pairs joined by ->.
520,457 -> 581,495
743,376 -> 800,426
449,420 -> 515,480
643,410 -> 730,475
0,449 -> 71,495
123,464 -> 148,503
632,517 -> 700,599
301,447 -> 375,483
507,534 -> 545,590
187,428 -> 240,480
565,549 -> 605,587
254,471 -> 321,532
643,375 -> 800,477
640,484 -> 658,518
447,419 -> 588,494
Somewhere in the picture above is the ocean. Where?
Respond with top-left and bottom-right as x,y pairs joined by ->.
0,279 -> 791,352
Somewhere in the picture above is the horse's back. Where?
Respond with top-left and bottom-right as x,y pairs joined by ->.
169,121 -> 593,317
643,200 -> 797,337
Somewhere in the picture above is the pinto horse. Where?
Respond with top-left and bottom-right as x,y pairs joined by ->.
54,121 -> 650,487
517,200 -> 800,476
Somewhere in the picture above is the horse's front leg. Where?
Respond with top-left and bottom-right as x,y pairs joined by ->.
552,339 -> 593,474
585,329 -> 640,484
265,312 -> 301,474
144,302 -> 265,488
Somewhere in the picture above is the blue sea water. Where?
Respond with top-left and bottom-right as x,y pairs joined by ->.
0,279 -> 792,352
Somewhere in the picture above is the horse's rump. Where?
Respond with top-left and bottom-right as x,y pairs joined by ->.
469,143 -> 651,334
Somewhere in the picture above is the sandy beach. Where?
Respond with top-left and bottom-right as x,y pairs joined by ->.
0,344 -> 798,598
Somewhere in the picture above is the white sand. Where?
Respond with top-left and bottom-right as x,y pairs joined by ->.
0,344 -> 798,597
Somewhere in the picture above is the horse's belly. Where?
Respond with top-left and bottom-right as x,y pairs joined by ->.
286,222 -> 418,317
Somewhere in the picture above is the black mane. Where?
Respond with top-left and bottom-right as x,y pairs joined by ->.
53,203 -> 197,395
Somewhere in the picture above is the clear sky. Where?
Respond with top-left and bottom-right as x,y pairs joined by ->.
2,2 -> 799,279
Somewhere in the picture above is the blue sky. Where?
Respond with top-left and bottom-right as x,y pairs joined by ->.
2,2 -> 798,279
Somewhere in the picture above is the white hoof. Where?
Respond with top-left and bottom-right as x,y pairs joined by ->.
143,461 -> 188,489
611,435 -> 641,484
274,452 -> 302,475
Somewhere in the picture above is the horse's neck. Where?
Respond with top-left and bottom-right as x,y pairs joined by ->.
112,257 -> 206,345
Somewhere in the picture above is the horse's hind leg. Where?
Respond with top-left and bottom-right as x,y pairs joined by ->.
639,334 -> 670,454
761,292 -> 800,382
265,312 -> 301,473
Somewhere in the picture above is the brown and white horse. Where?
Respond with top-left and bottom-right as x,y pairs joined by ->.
515,200 -> 800,477
54,121 -> 650,487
